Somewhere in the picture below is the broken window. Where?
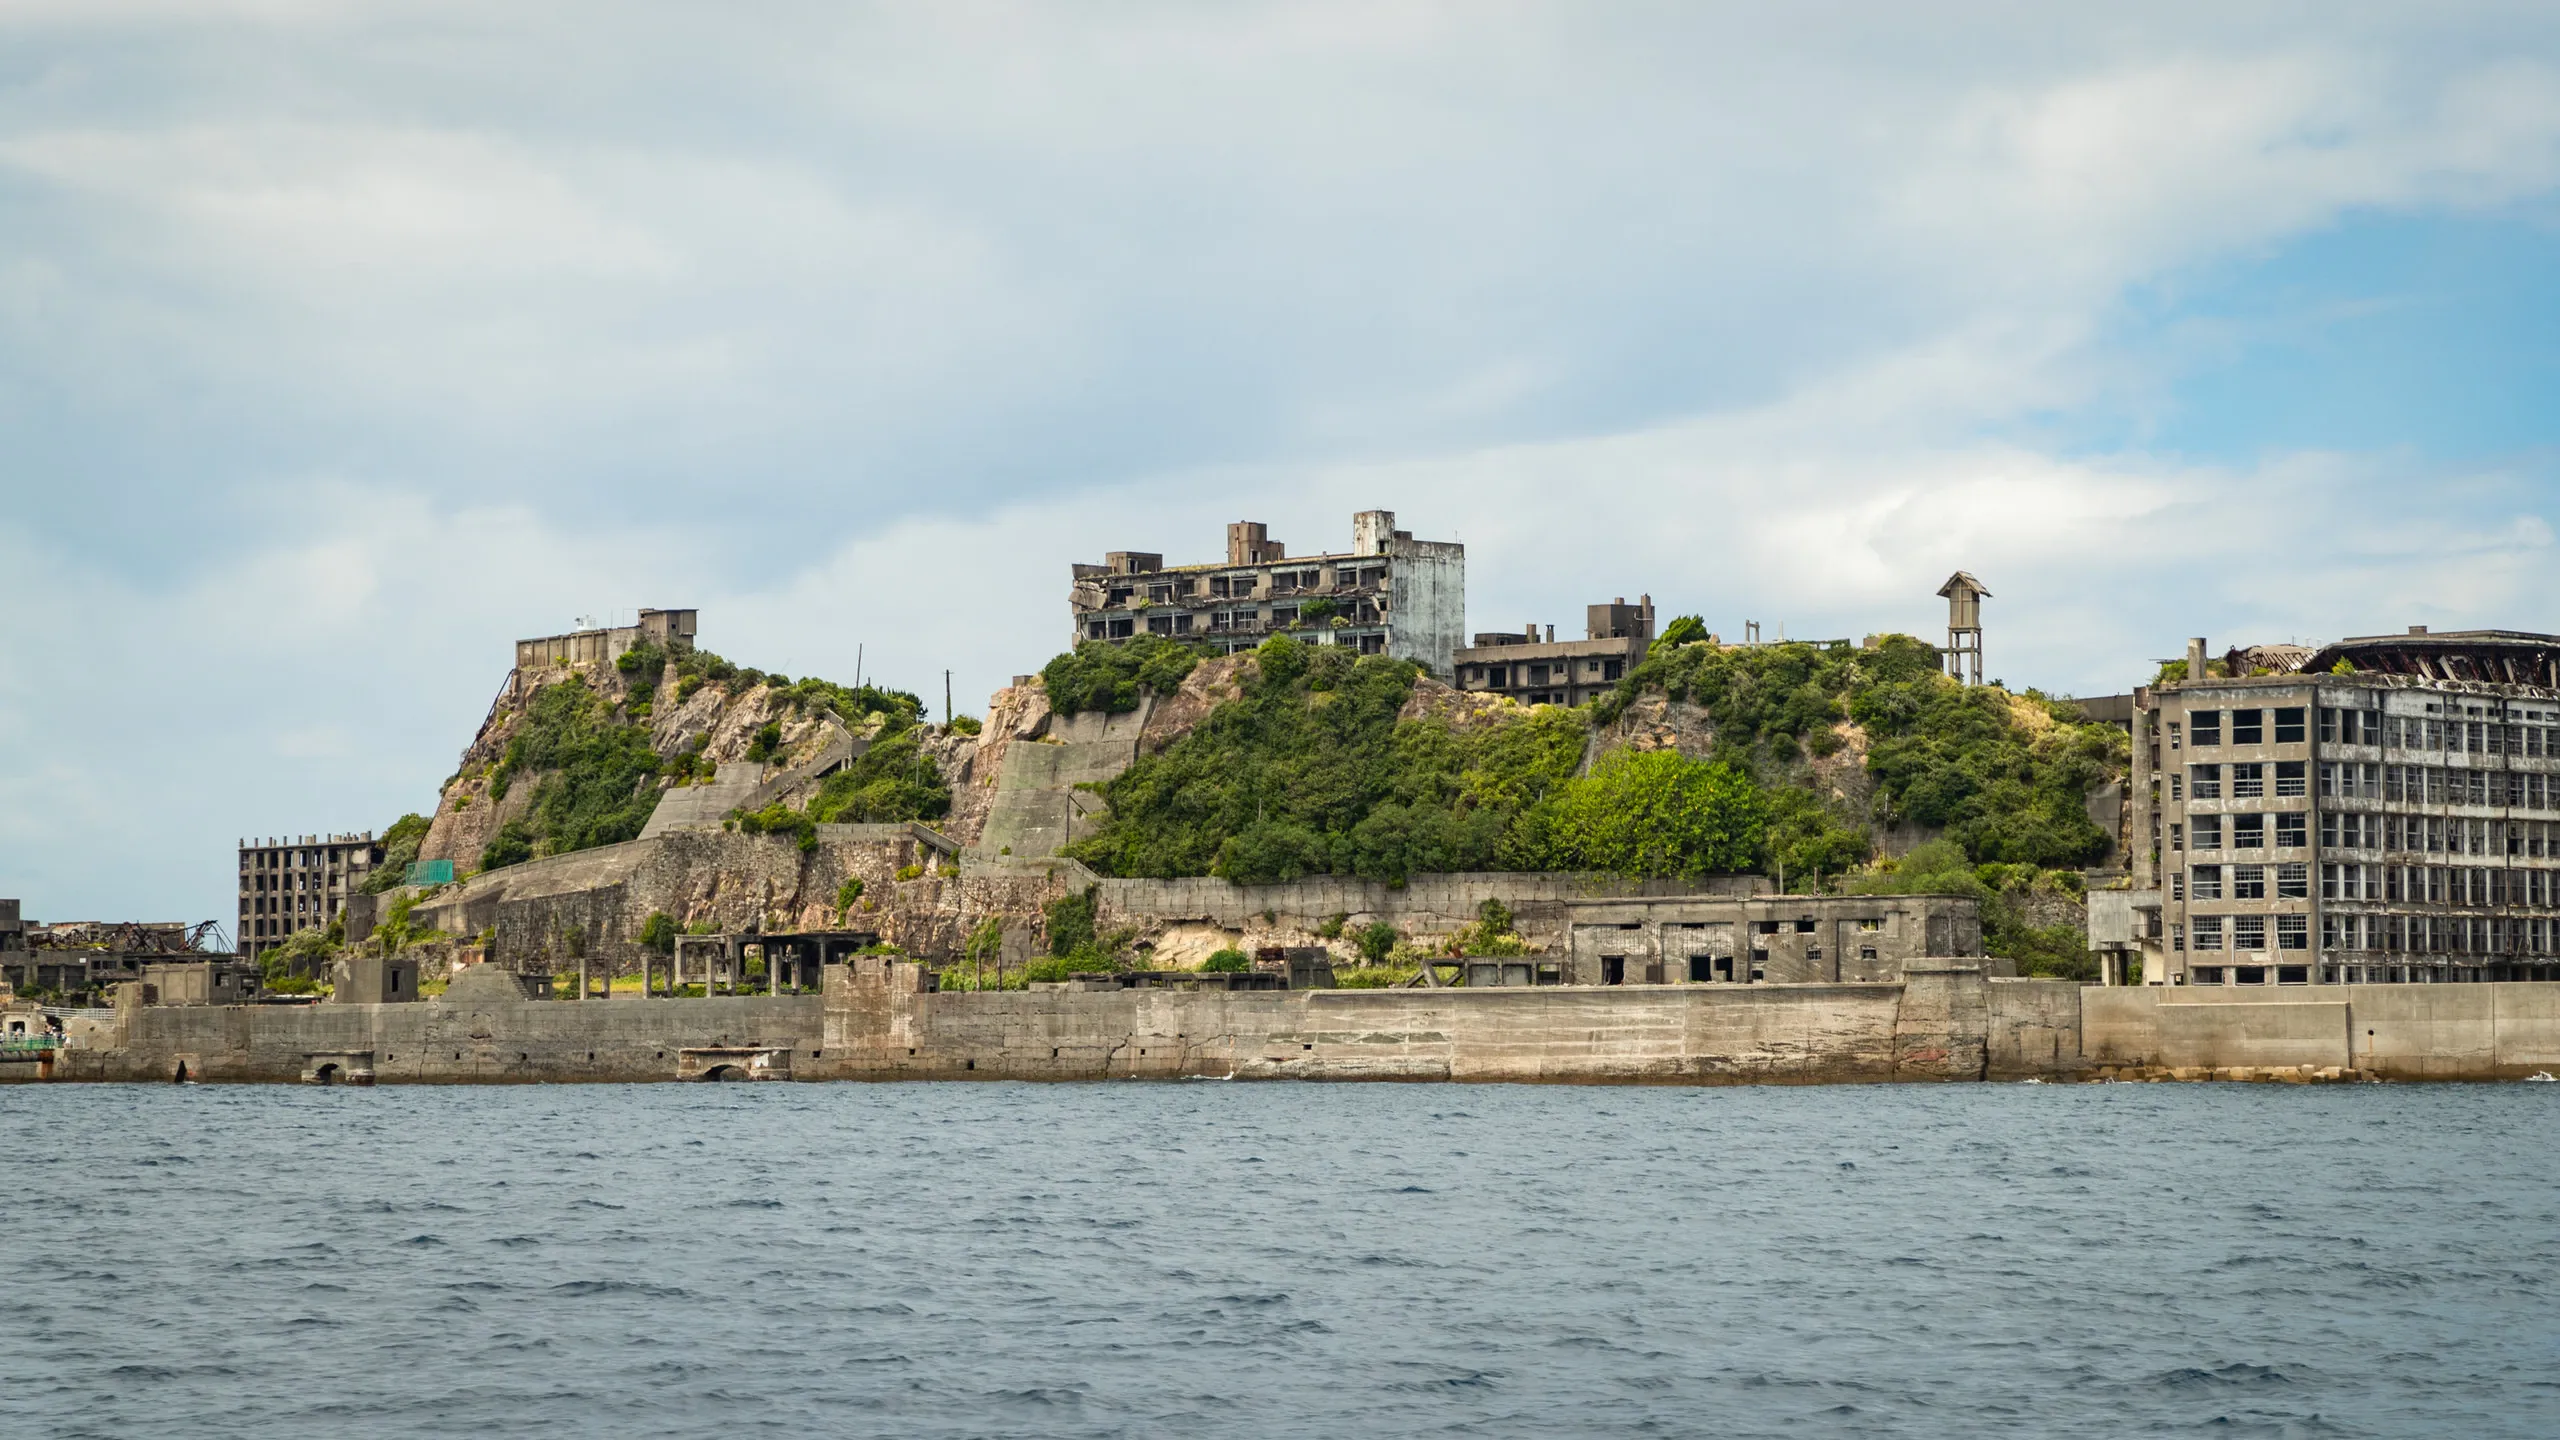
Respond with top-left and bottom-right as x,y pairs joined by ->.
2274,707 -> 2305,743
2190,710 -> 2222,745
2277,862 -> 2308,898
2192,916 -> 2224,951
2278,915 -> 2309,951
2192,865 -> 2224,900
2276,812 -> 2307,848
2233,813 -> 2266,848
2231,763 -> 2265,798
2192,815 -> 2221,850
2191,763 -> 2222,799
2275,761 -> 2306,797
2232,709 -> 2264,745
2234,915 -> 2268,951
2233,865 -> 2266,899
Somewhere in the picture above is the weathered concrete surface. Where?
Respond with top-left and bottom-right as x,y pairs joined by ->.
2084,984 -> 2560,1080
30,962 -> 2083,1086
50,995 -> 818,1084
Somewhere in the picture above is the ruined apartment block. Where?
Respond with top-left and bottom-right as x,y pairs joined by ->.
1068,510 -> 1466,676
1453,596 -> 1655,707
2132,628 -> 2560,988
513,607 -> 698,671
239,833 -> 382,961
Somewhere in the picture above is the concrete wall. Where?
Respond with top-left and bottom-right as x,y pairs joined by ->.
2082,983 -> 2560,1079
30,961 -> 2089,1087
1387,537 -> 1466,679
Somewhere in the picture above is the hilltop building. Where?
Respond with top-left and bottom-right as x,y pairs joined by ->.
240,833 -> 383,962
2131,627 -> 2560,987
1069,511 -> 1466,676
1453,597 -> 1655,707
514,608 -> 697,671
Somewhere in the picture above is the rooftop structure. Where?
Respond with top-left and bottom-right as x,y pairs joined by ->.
514,608 -> 697,672
1068,510 -> 1466,676
1453,596 -> 1655,707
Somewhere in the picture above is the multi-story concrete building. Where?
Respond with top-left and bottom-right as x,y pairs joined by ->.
514,608 -> 697,671
1453,596 -> 1655,707
1068,511 -> 1466,676
239,833 -> 383,962
2132,628 -> 2560,987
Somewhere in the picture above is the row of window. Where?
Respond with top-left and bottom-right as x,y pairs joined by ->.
2187,913 -> 2309,951
2318,913 -> 2558,955
1465,659 -> 1627,688
2310,863 -> 2559,906
242,848 -> 366,872
2181,760 -> 2305,799
2176,812 -> 2308,850
2173,706 -> 2560,758
2316,813 -> 2559,857
2318,763 -> 2559,809
2182,862 -> 2308,901
1103,565 -> 1389,607
2177,707 -> 2306,747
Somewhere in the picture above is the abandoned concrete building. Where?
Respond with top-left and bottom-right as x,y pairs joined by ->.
513,607 -> 698,671
1453,597 -> 1655,707
238,833 -> 383,961
1069,510 -> 1467,675
1555,892 -> 1983,986
2130,628 -> 2560,987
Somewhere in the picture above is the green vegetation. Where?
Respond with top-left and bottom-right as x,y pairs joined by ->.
480,676 -> 663,871
1041,635 -> 1202,714
744,722 -> 784,764
362,813 -> 432,894
638,911 -> 677,955
1064,635 -> 1772,885
1355,920 -> 1400,964
731,801 -> 818,853
1653,614 -> 1710,650
1599,634 -> 2120,871
949,714 -> 983,736
1841,839 -> 2095,981
807,734 -> 951,822
1201,949 -> 1251,972
615,640 -> 669,698
835,877 -> 865,919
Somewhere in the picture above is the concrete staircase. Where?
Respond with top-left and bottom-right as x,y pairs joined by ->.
638,762 -> 767,838
975,703 -> 1153,859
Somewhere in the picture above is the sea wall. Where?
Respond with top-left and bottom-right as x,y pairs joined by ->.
2082,983 -> 2560,1080
31,963 -> 2084,1086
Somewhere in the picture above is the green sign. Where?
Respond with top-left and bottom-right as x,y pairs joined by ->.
404,859 -> 457,887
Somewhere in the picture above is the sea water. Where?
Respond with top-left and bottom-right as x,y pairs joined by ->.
5,1081 -> 2556,1438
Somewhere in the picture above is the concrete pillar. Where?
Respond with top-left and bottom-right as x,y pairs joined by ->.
578,956 -> 589,1001
770,945 -> 781,997
2129,704 -> 2154,890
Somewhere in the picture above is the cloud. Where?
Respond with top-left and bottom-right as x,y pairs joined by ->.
6,3 -> 2560,923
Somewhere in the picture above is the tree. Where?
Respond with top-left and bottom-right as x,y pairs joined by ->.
1523,749 -> 1765,879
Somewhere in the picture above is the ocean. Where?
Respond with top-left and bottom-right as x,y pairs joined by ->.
5,1080 -> 2555,1438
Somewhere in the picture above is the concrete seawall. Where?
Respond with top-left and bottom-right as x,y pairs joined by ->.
2083,983 -> 2560,1080
27,968 -> 2560,1086
34,964 -> 2079,1086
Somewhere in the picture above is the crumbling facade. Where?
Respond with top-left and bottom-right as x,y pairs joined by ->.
513,608 -> 697,671
2134,628 -> 2560,987
238,833 -> 383,961
1453,596 -> 1654,707
1068,511 -> 1466,676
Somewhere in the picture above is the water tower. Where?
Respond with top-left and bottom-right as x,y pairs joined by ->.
1937,571 -> 1988,685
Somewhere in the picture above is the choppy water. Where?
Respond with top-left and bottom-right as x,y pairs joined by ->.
5,1081 -> 2557,1438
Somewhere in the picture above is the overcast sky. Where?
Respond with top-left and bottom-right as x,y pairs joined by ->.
5,2 -> 2559,923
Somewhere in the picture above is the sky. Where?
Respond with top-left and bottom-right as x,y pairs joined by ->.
5,2 -> 2560,925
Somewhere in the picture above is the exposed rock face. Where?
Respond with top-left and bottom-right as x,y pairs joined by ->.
1588,692 -> 1718,760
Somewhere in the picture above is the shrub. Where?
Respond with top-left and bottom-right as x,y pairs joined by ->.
1315,912 -> 1347,939
745,722 -> 784,764
949,714 -> 983,736
638,912 -> 677,955
1201,949 -> 1251,972
733,802 -> 818,853
1045,887 -> 1098,958
364,813 -> 432,893
1652,615 -> 1710,650
807,733 -> 951,823
615,640 -> 668,697
1040,635 -> 1203,714
895,864 -> 925,881
1355,921 -> 1399,965
835,877 -> 865,917
478,677 -> 663,869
